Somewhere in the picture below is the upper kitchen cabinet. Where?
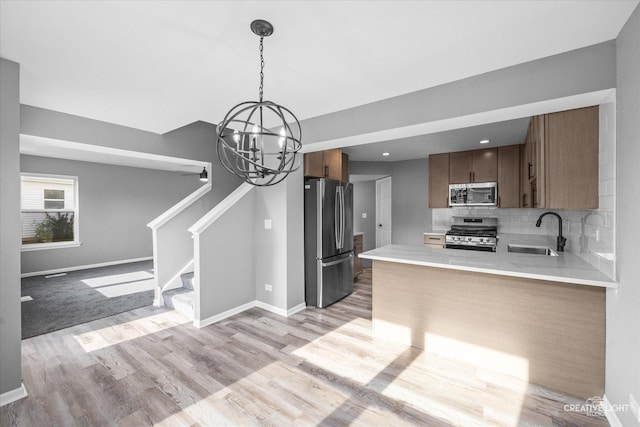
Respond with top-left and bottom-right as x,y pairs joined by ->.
449,151 -> 472,184
545,106 -> 599,210
497,145 -> 520,208
341,153 -> 349,183
472,148 -> 499,182
522,115 -> 546,208
521,106 -> 599,210
304,148 -> 349,182
429,153 -> 450,208
449,148 -> 497,184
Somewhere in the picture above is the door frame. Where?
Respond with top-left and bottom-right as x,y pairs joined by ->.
375,176 -> 392,247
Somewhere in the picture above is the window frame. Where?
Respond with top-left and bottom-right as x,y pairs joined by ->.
20,173 -> 81,251
43,189 -> 66,209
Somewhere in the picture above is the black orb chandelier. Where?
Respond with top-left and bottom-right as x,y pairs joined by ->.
216,19 -> 302,187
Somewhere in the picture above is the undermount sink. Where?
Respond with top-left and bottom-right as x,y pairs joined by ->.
508,244 -> 559,256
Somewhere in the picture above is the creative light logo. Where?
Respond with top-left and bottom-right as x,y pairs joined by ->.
564,396 -> 631,417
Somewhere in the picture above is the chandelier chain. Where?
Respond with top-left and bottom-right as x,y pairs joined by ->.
259,36 -> 264,102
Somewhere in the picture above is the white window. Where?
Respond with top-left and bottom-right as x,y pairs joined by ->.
21,173 -> 80,251
43,189 -> 65,209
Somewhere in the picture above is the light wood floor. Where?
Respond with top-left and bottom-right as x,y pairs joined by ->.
1,269 -> 608,426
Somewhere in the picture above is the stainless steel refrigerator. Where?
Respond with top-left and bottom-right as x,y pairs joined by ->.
304,178 -> 354,308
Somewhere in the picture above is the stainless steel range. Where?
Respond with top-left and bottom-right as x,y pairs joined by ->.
445,217 -> 498,252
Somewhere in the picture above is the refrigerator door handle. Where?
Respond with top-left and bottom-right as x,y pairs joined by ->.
340,186 -> 345,249
321,252 -> 353,267
335,187 -> 340,250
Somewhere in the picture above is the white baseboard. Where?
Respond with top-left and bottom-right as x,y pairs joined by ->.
194,301 -> 257,328
194,300 -> 308,328
255,301 -> 288,317
21,256 -> 153,278
602,394 -> 623,427
256,301 -> 307,317
0,383 -> 28,407
287,302 -> 307,317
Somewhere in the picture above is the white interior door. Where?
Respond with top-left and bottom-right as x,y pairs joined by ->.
376,177 -> 392,247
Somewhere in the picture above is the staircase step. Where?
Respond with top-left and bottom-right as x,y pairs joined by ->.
164,287 -> 194,319
180,272 -> 195,290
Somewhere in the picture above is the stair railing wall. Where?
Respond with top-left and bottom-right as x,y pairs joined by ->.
148,183 -> 213,306
189,183 -> 256,326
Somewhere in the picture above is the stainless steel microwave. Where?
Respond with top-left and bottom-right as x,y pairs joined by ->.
449,182 -> 497,207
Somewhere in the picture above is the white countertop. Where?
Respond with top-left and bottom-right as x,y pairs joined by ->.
359,234 -> 617,288
353,232 -> 364,236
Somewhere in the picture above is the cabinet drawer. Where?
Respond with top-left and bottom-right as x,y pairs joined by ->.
424,233 -> 445,247
424,243 -> 445,249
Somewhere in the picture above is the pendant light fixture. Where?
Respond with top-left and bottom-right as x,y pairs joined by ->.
216,19 -> 302,187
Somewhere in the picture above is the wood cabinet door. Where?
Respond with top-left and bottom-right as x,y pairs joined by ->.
545,106 -> 599,210
323,148 -> 342,181
472,147 -> 498,182
519,144 -> 530,207
497,145 -> 520,208
341,152 -> 349,182
429,153 -> 450,208
304,151 -> 325,178
533,115 -> 546,208
527,117 -> 537,181
449,151 -> 473,184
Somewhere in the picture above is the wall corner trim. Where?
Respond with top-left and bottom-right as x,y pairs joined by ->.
602,394 -> 623,427
0,383 -> 28,407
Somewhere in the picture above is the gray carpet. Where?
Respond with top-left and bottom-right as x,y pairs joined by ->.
21,260 -> 155,339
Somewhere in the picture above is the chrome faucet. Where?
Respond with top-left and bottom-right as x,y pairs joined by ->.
536,212 -> 566,252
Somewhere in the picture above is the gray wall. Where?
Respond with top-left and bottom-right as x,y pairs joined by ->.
286,167 -> 305,309
391,159 -> 431,246
196,190 -> 256,321
253,167 -> 306,311
21,106 -> 213,161
0,59 -> 23,396
254,184 -> 289,309
352,180 -> 376,267
20,155 -> 201,274
351,160 -> 431,248
610,4 -> 640,426
349,161 -> 392,176
300,41 -> 616,146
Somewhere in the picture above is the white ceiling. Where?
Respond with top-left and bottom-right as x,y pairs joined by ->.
1,0 -> 637,142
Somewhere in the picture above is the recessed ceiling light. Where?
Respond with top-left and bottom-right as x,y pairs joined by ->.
382,152 -> 390,156
479,139 -> 491,144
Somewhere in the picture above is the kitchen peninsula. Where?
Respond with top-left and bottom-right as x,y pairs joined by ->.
360,243 -> 616,399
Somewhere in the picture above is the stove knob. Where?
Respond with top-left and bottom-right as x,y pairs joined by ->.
467,237 -> 472,242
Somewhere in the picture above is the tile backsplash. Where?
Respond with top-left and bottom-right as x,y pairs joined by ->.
432,102 -> 616,280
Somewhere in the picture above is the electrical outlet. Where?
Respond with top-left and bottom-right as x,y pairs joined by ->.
264,219 -> 272,229
630,393 -> 640,422
265,284 -> 272,292
362,213 -> 367,219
